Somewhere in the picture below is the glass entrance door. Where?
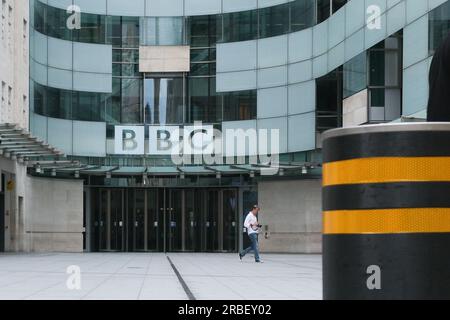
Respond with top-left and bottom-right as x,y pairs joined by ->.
132,189 -> 161,251
165,189 -> 183,252
97,189 -> 125,251
93,188 -> 239,252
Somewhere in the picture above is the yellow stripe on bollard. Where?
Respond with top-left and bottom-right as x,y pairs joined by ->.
323,208 -> 450,234
323,157 -> 450,186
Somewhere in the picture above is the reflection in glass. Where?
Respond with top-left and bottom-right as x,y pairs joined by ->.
140,17 -> 184,46
188,15 -> 219,48
144,78 -> 184,125
121,79 -> 142,124
343,52 -> 367,98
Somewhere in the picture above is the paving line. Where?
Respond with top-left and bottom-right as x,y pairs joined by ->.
166,255 -> 196,301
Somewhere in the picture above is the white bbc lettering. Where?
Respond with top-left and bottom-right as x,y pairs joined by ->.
148,126 -> 180,155
114,126 -> 145,155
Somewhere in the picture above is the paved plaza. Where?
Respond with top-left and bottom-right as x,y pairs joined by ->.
0,253 -> 322,300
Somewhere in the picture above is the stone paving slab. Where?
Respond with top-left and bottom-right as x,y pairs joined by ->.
0,253 -> 322,300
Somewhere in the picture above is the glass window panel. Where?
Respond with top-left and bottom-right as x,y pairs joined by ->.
385,50 -> 399,86
73,13 -> 106,43
106,96 -> 121,124
221,9 -> 258,43
259,3 -> 290,38
343,52 -> 367,98
33,82 -> 45,115
370,88 -> 385,107
144,78 -> 184,125
189,77 -> 221,123
45,3 -> 73,40
429,1 -> 450,53
317,0 -> 331,23
191,48 -> 212,62
190,63 -> 211,76
121,17 -> 140,48
106,79 -> 122,124
188,15 -> 218,48
112,63 -> 122,76
223,90 -> 256,121
112,50 -> 122,62
46,86 -> 72,119
34,0 -> 46,34
369,51 -> 385,86
121,78 -> 142,124
107,16 -> 123,46
73,91 -> 106,121
140,17 -> 184,46
291,0 -> 316,32
121,63 -> 140,77
332,0 -> 347,13
122,49 -> 139,63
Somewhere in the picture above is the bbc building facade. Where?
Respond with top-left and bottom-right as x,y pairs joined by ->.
0,0 -> 449,253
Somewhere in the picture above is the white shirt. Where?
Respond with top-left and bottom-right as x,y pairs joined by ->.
244,212 -> 258,235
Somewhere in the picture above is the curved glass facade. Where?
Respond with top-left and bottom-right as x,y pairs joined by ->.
30,0 -> 445,159
34,0 -> 319,45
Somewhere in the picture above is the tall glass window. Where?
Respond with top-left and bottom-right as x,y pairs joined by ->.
316,68 -> 343,132
108,16 -> 142,125
140,17 -> 185,46
187,15 -> 222,123
121,78 -> 142,124
367,34 -> 402,122
144,77 -> 184,124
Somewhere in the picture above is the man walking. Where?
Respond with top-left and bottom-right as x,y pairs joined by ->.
239,205 -> 263,263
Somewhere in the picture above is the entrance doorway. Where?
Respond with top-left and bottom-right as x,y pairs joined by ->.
91,188 -> 238,252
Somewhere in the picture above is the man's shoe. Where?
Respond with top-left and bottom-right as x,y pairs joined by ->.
255,260 -> 264,263
239,253 -> 243,261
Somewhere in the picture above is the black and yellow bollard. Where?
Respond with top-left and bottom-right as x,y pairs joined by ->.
322,123 -> 450,300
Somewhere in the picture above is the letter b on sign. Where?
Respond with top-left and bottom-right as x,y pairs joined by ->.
115,126 -> 145,155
